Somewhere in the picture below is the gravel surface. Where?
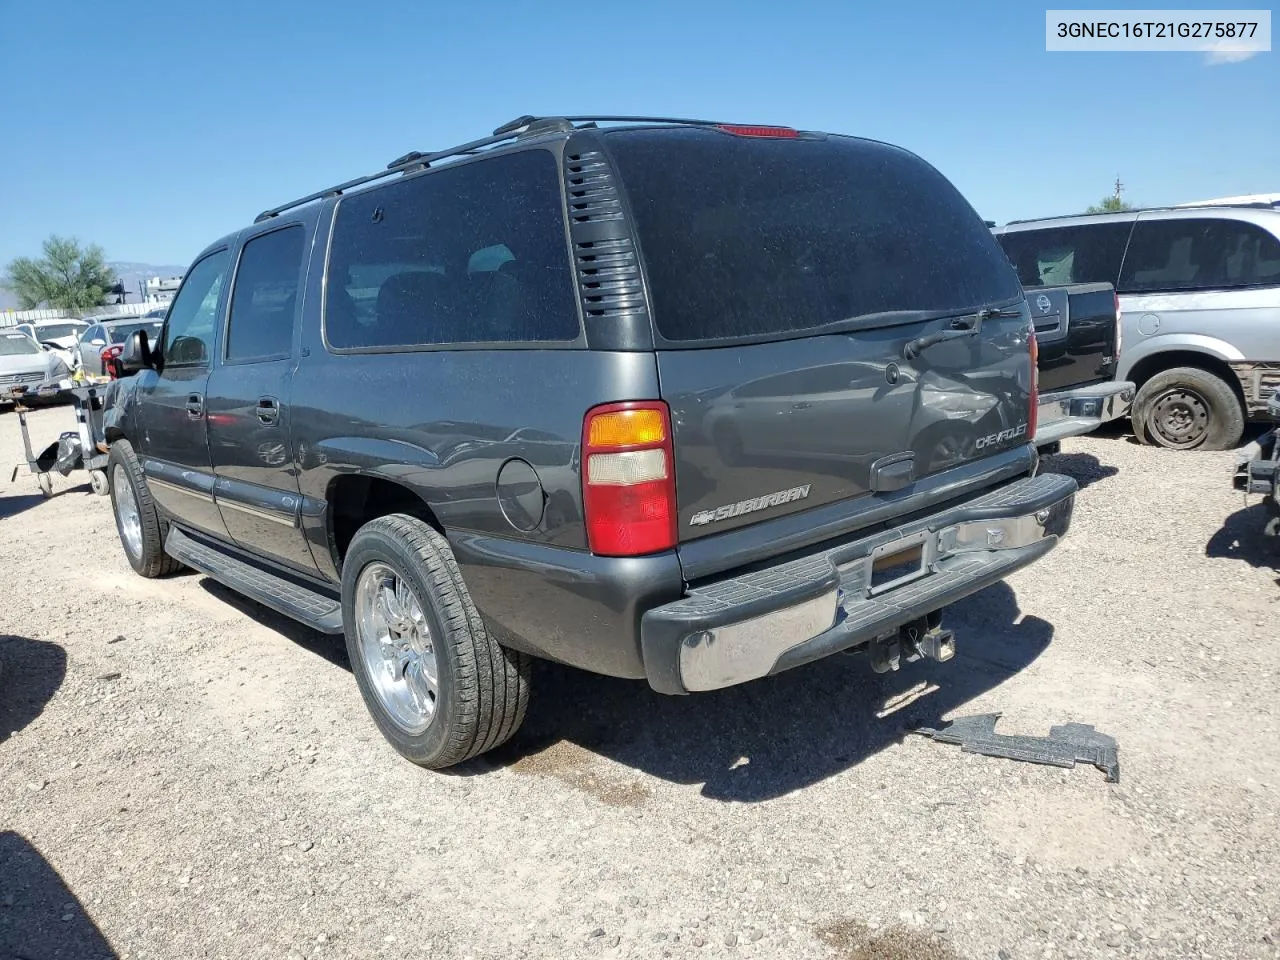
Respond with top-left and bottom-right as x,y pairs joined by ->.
2,403 -> 1278,960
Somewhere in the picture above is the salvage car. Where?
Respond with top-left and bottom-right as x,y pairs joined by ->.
0,330 -> 72,404
102,115 -> 1078,769
14,319 -> 87,371
1024,282 -> 1133,451
994,205 -> 1280,451
73,318 -> 165,376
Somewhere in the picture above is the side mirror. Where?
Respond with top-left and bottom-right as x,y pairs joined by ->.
119,329 -> 154,376
91,338 -> 106,347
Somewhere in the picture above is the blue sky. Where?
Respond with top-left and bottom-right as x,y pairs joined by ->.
0,0 -> 1274,268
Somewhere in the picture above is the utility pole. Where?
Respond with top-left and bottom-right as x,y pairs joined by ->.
1114,175 -> 1124,202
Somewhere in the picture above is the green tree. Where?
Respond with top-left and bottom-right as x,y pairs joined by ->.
1085,195 -> 1134,214
2,236 -> 120,311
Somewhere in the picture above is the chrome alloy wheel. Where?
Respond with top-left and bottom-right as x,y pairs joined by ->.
353,563 -> 439,734
113,463 -> 143,561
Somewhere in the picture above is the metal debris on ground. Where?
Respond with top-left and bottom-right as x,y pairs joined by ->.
910,712 -> 1120,782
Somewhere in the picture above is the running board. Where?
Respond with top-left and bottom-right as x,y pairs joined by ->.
165,528 -> 344,634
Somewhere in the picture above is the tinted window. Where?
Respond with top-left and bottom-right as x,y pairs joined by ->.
1118,218 -> 1280,293
325,150 -> 577,349
995,222 -> 1133,287
606,130 -> 1022,342
226,226 -> 305,360
83,326 -> 103,343
163,250 -> 230,367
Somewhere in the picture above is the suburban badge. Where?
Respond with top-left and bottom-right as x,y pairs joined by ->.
689,484 -> 812,526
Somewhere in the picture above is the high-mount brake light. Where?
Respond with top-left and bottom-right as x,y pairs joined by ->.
581,401 -> 677,557
715,124 -> 799,138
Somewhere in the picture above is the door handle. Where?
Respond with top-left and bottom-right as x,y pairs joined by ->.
791,401 -> 813,411
186,394 -> 204,419
256,397 -> 280,425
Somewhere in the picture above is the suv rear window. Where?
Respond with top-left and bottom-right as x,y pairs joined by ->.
605,130 -> 1022,343
995,222 -> 1133,288
324,150 -> 579,349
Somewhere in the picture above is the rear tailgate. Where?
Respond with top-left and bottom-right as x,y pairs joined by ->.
604,129 -> 1035,543
1026,282 -> 1119,393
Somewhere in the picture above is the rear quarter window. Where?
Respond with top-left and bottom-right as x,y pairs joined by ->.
605,130 -> 1022,343
995,222 -> 1133,288
1118,217 -> 1280,293
324,150 -> 579,350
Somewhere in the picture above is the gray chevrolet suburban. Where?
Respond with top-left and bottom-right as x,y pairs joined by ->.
995,205 -> 1280,450
103,116 -> 1077,768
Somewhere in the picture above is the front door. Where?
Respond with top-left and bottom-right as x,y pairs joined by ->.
138,248 -> 232,538
205,223 -> 318,573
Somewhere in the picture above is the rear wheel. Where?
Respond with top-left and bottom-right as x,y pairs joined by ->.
1133,367 -> 1244,451
340,514 -> 530,769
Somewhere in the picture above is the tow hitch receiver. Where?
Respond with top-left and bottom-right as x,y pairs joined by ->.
867,614 -> 955,673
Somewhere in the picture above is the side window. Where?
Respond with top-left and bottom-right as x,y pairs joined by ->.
1119,218 -> 1280,293
996,223 -> 1132,287
324,150 -> 578,349
163,250 -> 230,367
84,326 -> 102,344
226,226 -> 305,361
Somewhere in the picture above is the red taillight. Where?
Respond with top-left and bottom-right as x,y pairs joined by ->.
1028,331 -> 1039,440
715,124 -> 799,138
581,401 -> 677,557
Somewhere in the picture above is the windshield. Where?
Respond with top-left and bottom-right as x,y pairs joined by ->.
108,321 -> 164,344
32,322 -> 85,340
606,129 -> 1023,343
0,332 -> 42,357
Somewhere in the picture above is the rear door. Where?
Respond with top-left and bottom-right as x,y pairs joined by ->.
205,222 -> 316,573
137,248 -> 231,538
605,129 -> 1035,541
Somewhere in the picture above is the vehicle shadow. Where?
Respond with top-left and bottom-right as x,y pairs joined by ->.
1039,451 -> 1119,490
195,579 -> 350,671
0,493 -> 46,520
0,831 -> 118,958
1206,502 -> 1278,573
485,581 -> 1053,802
0,636 -> 67,743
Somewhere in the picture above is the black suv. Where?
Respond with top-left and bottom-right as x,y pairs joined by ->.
103,115 -> 1077,769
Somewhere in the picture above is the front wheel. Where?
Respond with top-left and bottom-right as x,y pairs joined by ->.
1133,367 -> 1244,451
340,514 -> 530,769
108,440 -> 182,577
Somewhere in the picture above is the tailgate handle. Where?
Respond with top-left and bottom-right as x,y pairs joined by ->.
869,452 -> 915,493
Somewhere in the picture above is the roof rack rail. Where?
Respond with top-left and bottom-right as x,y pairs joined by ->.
254,114 -> 731,224
1003,200 -> 1279,226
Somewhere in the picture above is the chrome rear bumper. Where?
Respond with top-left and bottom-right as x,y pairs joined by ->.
1033,380 -> 1133,447
641,472 -> 1077,694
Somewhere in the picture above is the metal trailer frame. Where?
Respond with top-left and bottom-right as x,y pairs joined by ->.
10,384 -> 111,498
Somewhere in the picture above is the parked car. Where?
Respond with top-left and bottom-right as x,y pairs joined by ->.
1023,282 -> 1134,451
0,330 -> 72,403
14,319 -> 88,371
74,319 -> 166,376
103,114 -> 1078,769
993,205 -> 1280,451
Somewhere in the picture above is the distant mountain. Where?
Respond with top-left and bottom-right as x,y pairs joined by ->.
0,260 -> 186,310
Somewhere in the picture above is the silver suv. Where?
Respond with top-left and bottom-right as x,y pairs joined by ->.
994,205 -> 1280,450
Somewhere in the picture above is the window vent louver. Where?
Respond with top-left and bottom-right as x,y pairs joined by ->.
565,151 -> 647,323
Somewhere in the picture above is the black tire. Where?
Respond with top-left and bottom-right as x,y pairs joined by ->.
1133,366 -> 1244,451
107,439 -> 182,577
340,514 -> 530,769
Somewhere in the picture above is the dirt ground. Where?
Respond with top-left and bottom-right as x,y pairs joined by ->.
1,402 -> 1278,960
